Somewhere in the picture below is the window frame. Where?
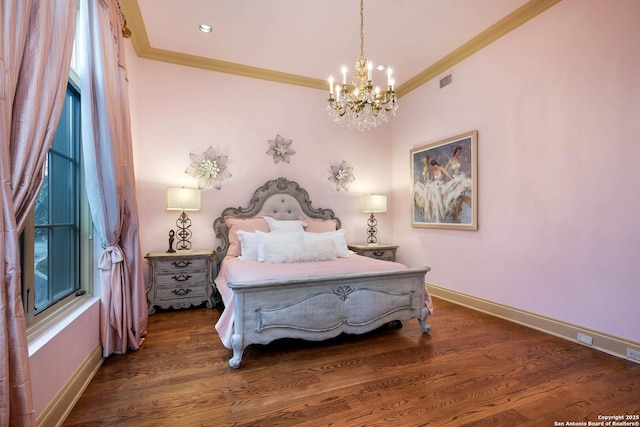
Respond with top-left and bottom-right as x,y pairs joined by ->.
22,74 -> 93,336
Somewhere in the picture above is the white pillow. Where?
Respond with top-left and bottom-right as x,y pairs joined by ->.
303,229 -> 349,257
262,239 -> 337,263
256,230 -> 304,262
264,216 -> 308,232
236,230 -> 258,260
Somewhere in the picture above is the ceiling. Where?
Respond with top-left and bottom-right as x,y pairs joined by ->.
121,0 -> 560,97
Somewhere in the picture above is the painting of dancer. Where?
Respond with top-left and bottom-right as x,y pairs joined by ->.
410,130 -> 478,230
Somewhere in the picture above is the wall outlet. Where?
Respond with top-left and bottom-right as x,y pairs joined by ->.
627,348 -> 640,362
577,333 -> 593,346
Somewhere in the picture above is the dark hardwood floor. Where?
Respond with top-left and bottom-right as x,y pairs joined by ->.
63,297 -> 640,426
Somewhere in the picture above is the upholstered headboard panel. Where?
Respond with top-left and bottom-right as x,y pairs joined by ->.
212,177 -> 341,268
257,194 -> 305,220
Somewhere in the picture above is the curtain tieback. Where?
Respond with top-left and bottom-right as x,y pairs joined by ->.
99,245 -> 124,269
99,245 -> 125,339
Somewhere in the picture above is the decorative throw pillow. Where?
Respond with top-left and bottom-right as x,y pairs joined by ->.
224,217 -> 269,257
299,216 -> 338,232
236,230 -> 258,260
303,229 -> 349,257
262,239 -> 337,263
264,216 -> 308,232
256,230 -> 304,262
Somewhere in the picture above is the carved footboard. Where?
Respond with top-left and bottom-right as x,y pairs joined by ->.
227,266 -> 430,368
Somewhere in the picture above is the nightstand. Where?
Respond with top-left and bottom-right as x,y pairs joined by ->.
348,244 -> 398,262
145,250 -> 216,314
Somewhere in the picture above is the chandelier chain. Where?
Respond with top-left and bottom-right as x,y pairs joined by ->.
360,0 -> 364,58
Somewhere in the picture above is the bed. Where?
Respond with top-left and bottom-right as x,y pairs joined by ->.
212,177 -> 433,368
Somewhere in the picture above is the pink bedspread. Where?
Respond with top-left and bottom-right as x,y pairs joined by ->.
214,255 -> 433,348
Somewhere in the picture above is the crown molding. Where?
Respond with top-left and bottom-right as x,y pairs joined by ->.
120,0 -> 149,56
139,46 -> 327,90
119,0 -> 326,90
396,0 -> 562,97
120,0 -> 562,97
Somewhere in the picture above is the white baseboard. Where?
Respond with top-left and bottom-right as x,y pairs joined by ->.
37,344 -> 104,427
427,283 -> 640,364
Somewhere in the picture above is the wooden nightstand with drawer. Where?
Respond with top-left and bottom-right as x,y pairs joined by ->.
348,244 -> 398,262
145,250 -> 215,314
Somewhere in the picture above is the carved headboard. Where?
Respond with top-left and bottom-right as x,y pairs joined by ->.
212,177 -> 341,268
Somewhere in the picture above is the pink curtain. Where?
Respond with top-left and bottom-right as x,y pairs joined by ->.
79,0 -> 148,357
1,1 -> 77,425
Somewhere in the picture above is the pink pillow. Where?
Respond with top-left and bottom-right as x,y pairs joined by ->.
224,217 -> 269,257
299,216 -> 337,233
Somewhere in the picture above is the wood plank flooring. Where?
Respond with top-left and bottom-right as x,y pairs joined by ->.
62,297 -> 640,426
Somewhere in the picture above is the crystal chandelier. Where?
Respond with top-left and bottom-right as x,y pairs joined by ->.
327,0 -> 398,132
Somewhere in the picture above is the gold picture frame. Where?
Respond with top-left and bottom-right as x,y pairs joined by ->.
410,130 -> 478,230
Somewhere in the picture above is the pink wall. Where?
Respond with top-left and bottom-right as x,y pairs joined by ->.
126,51 -> 396,266
29,299 -> 100,418
28,0 -> 639,419
392,0 -> 640,342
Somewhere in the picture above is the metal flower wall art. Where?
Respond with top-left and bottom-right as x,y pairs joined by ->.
329,160 -> 355,191
185,146 -> 232,189
267,134 -> 295,163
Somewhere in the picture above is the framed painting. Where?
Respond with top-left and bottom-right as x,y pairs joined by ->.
410,130 -> 478,230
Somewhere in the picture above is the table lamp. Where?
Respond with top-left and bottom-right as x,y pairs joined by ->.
359,194 -> 387,245
167,187 -> 201,252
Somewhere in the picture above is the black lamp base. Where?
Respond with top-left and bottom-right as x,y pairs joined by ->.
366,213 -> 378,244
175,210 -> 193,252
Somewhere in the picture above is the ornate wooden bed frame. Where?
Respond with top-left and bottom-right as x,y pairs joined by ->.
213,177 -> 431,368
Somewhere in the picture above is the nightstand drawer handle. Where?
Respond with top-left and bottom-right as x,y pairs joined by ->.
172,288 -> 192,296
172,260 -> 192,268
372,251 -> 385,257
172,274 -> 192,282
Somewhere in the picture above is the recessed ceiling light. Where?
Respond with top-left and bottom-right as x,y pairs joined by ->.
199,24 -> 213,33
375,65 -> 387,71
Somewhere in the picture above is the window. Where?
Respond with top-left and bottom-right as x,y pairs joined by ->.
21,81 -> 92,328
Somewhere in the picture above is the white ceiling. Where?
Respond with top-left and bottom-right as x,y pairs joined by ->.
127,0 -> 546,93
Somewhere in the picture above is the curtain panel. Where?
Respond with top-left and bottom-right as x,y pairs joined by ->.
1,0 -> 77,425
79,0 -> 148,357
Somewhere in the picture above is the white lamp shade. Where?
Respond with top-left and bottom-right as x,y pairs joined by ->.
167,187 -> 201,211
359,194 -> 387,213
